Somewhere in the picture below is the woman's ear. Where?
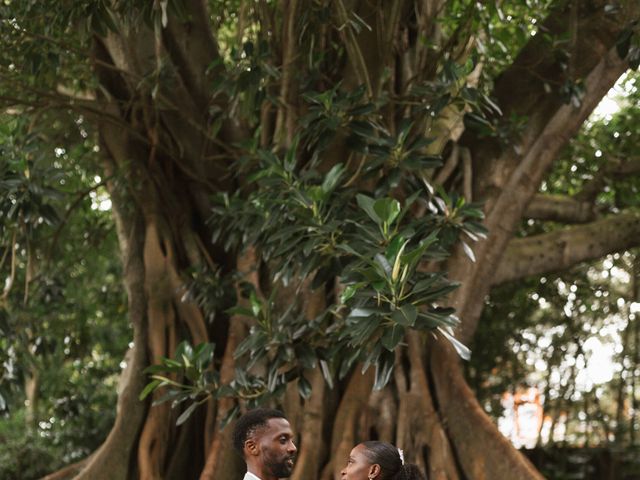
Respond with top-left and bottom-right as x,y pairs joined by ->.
369,463 -> 381,478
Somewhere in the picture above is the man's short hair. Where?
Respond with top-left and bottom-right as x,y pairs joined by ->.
232,408 -> 287,455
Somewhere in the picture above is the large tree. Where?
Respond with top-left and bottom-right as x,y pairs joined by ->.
2,1 -> 640,479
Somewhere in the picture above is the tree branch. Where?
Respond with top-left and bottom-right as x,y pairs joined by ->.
333,0 -> 373,97
575,156 -> 640,202
273,0 -> 300,148
451,0 -> 639,344
493,210 -> 640,285
39,456 -> 91,480
162,0 -> 224,111
526,156 -> 640,222
524,193 -> 595,223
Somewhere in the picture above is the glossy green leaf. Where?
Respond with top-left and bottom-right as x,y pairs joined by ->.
373,198 -> 401,226
356,194 -> 380,224
391,304 -> 417,326
321,163 -> 345,193
139,379 -> 161,401
297,375 -> 312,399
176,403 -> 198,426
381,324 -> 405,351
373,350 -> 395,390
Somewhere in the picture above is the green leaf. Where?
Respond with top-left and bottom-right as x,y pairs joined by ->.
220,405 -> 240,429
348,104 -> 376,116
320,359 -> 334,389
373,350 -> 395,390
307,185 -> 325,202
385,235 -> 406,263
176,402 -> 199,426
235,331 -> 267,358
391,239 -> 409,281
401,232 -> 438,270
175,341 -> 193,361
395,191 -> 421,225
362,343 -> 382,373
295,344 -> 317,369
381,324 -> 405,351
356,194 -> 381,224
339,348 -> 361,379
161,358 -> 184,369
195,343 -> 215,370
438,327 -> 471,360
461,241 -> 476,262
391,304 -> 417,326
410,276 -> 439,296
340,284 -> 359,303
152,389 -> 185,407
373,198 -> 401,226
250,291 -> 262,316
349,315 -> 382,345
396,119 -> 413,146
297,375 -> 312,399
375,253 -> 392,277
139,379 -> 161,401
321,163 -> 345,193
346,307 -> 379,319
410,283 -> 459,304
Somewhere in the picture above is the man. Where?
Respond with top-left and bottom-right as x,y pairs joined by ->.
233,407 -> 297,480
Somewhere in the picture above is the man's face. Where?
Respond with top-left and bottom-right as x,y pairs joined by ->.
255,417 -> 297,478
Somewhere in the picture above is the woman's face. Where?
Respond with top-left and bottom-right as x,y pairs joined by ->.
340,444 -> 377,480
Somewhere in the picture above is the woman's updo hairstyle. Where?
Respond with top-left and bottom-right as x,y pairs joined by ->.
360,441 -> 427,480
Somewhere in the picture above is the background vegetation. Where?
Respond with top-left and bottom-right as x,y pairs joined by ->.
1,1 -> 639,479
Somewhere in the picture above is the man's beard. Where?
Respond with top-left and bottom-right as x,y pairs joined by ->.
265,454 -> 295,477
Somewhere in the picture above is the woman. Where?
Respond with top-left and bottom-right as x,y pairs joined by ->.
341,441 -> 426,480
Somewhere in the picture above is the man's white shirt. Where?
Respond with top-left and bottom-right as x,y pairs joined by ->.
243,473 -> 262,480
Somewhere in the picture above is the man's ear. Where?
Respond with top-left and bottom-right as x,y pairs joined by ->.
244,437 -> 259,457
369,464 -> 381,478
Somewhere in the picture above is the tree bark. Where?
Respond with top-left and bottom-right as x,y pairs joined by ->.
24,366 -> 39,428
453,42 -> 631,345
524,194 -> 596,223
493,211 -> 640,285
430,341 -> 544,480
74,154 -> 149,480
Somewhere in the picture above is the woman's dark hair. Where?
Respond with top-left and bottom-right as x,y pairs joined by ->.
361,441 -> 427,480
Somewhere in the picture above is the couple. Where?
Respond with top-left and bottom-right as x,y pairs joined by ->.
233,408 -> 426,480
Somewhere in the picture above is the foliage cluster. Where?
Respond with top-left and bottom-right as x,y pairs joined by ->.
0,114 -> 128,476
143,89 -> 489,421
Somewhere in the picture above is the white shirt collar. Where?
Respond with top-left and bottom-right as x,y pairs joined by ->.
243,472 -> 262,480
